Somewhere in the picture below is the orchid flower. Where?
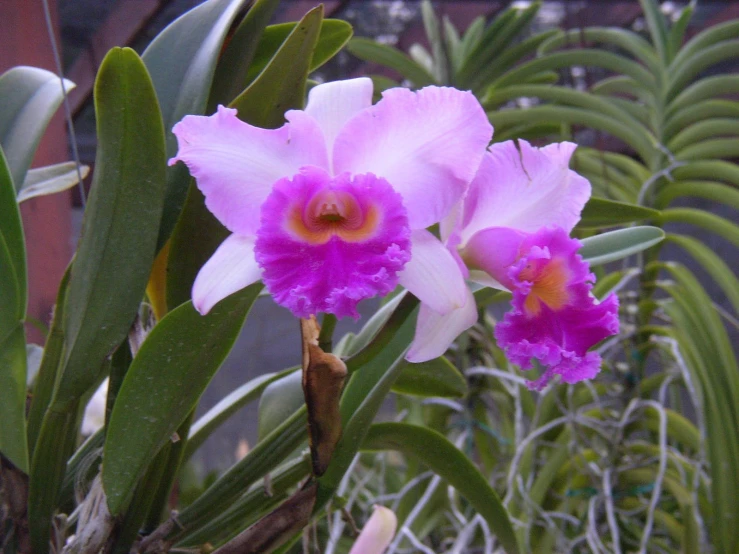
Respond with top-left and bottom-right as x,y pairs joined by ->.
170,78 -> 492,362
349,505 -> 397,554
436,139 -> 619,389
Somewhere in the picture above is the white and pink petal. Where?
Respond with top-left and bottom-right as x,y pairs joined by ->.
406,287 -> 478,363
170,105 -> 329,235
192,234 -> 262,315
333,86 -> 493,229
459,140 -> 591,246
399,229 -> 469,315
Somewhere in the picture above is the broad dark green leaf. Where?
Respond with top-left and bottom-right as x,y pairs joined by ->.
17,161 -> 89,203
243,19 -> 353,87
578,197 -> 660,228
0,66 -> 74,190
103,285 -> 260,515
232,6 -> 324,128
0,325 -> 28,472
208,0 -> 281,108
0,147 -> 25,319
56,47 -> 167,405
364,422 -> 520,554
392,356 -> 467,398
579,226 -> 665,266
142,0 -> 251,248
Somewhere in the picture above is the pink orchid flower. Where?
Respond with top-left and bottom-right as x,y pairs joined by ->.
349,505 -> 397,554
434,139 -> 619,389
170,78 -> 492,361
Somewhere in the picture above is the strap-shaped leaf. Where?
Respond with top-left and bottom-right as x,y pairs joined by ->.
103,285 -> 260,515
347,38 -> 436,87
0,324 -> 28,472
57,47 -> 167,405
142,0 -> 251,248
392,356 -> 467,398
363,422 -> 520,554
579,226 -> 664,266
0,149 -> 24,330
28,47 -> 167,550
17,161 -> 89,203
579,198 -> 660,228
0,66 -> 74,190
242,19 -> 353,88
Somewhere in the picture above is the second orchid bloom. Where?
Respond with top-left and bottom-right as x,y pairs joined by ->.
171,78 -> 618,386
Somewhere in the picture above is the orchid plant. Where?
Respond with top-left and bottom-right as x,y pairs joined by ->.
5,0 -> 734,553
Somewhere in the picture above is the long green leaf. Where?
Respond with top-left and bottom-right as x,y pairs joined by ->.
578,198 -> 659,228
56,47 -> 167,405
0,324 -> 28,472
659,208 -> 739,247
184,370 -> 287,460
579,226 -> 665,265
232,6 -> 324,128
242,19 -> 353,88
638,0 -> 669,62
347,38 -> 436,87
207,0 -> 281,108
363,422 -> 520,554
142,0 -> 251,248
0,147 -> 25,319
0,66 -> 74,190
103,285 -> 260,515
17,161 -> 89,203
392,356 -> 467,398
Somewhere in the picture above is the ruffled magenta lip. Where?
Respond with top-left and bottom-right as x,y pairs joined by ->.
254,168 -> 412,319
488,226 -> 619,389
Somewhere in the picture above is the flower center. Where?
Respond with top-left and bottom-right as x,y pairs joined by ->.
287,187 -> 380,244
519,258 -> 570,316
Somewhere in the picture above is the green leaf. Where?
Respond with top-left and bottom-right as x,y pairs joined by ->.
346,38 -> 436,87
243,19 -> 353,87
317,295 -> 419,506
232,6 -> 324,129
257,370 -> 304,442
56,47 -> 167,405
185,370 -> 287,460
0,66 -> 75,190
207,0 -> 281,108
659,208 -> 739,247
667,233 -> 739,313
392,356 -> 467,398
579,226 -> 665,265
421,0 -> 447,84
0,325 -> 28,471
638,0 -> 669,62
0,147 -> 24,325
17,161 -> 89,203
363,422 -> 520,554
103,285 -> 260,515
142,0 -> 251,248
579,197 -> 660,228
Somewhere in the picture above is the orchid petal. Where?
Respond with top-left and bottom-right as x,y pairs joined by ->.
334,86 -> 492,229
170,106 -> 328,235
349,506 -> 397,554
406,287 -> 477,363
302,78 -> 373,169
459,140 -> 590,246
462,226 -> 528,289
192,234 -> 262,315
399,229 -> 468,315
